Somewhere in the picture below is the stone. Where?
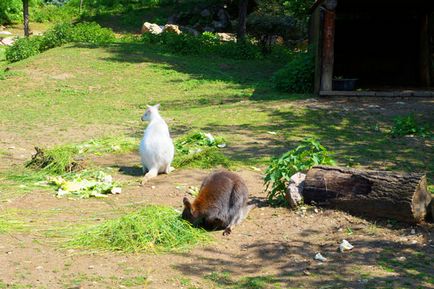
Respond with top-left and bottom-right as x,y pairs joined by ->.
141,22 -> 162,35
163,24 -> 182,35
285,172 -> 306,208
0,37 -> 15,46
216,33 -> 236,42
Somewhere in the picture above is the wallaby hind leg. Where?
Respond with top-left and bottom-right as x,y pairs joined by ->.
164,165 -> 175,174
141,168 -> 158,185
223,204 -> 256,236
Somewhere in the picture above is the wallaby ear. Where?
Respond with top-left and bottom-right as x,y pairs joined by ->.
154,103 -> 160,109
146,104 -> 151,108
183,197 -> 192,209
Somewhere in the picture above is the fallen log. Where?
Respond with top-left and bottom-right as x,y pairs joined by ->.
303,166 -> 431,223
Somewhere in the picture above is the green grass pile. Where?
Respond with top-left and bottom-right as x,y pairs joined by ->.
173,147 -> 232,169
173,131 -> 232,169
69,205 -> 212,253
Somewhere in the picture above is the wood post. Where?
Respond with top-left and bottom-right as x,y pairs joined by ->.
303,166 -> 432,223
420,13 -> 431,87
320,2 -> 337,91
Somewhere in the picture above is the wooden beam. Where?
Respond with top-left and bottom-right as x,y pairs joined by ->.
320,4 -> 336,91
420,13 -> 431,87
310,7 -> 322,94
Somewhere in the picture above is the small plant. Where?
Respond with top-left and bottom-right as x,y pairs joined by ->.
389,114 -> 431,138
272,49 -> 315,93
264,138 -> 335,205
70,205 -> 212,253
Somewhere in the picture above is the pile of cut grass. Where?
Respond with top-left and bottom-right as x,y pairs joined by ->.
173,131 -> 232,169
69,205 -> 212,253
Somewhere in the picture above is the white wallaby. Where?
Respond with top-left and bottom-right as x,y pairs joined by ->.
139,104 -> 175,184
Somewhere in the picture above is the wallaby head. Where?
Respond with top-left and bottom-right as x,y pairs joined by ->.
141,104 -> 161,121
182,197 -> 202,226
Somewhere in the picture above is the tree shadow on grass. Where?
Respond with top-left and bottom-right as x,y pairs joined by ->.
66,43 -> 433,181
174,238 -> 434,289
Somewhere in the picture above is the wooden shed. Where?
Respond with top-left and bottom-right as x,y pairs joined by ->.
310,0 -> 434,96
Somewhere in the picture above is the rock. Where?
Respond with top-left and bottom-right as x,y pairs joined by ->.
200,9 -> 211,17
141,22 -> 162,35
163,24 -> 182,35
0,31 -> 12,35
216,32 -> 236,42
0,37 -> 15,46
285,172 -> 306,208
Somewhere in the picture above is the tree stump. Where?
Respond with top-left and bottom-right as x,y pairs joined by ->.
303,166 -> 431,223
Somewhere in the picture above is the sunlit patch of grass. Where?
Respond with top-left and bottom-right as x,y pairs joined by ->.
0,209 -> 28,234
77,135 -> 138,155
69,205 -> 212,253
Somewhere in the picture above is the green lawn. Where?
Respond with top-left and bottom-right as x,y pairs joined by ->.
0,42 -> 432,181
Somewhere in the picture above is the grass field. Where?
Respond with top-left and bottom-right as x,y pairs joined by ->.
0,42 -> 432,177
0,38 -> 433,289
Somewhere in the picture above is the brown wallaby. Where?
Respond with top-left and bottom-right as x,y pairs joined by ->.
182,170 -> 255,236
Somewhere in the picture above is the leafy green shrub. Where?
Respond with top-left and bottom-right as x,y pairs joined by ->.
39,22 -> 73,50
272,49 -> 314,93
70,205 -> 211,253
32,4 -> 77,23
69,22 -> 115,44
5,36 -> 43,62
264,138 -> 335,205
389,114 -> 432,138
6,22 -> 116,62
143,31 -> 262,60
0,0 -> 22,24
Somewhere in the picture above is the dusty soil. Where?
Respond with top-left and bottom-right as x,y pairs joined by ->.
0,97 -> 433,288
0,151 -> 433,289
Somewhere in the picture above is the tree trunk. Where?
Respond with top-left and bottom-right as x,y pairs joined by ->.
237,0 -> 248,41
23,0 -> 30,37
303,166 -> 431,223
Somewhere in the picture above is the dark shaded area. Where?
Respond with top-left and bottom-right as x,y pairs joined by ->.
334,12 -> 420,87
67,43 -> 433,183
118,165 -> 143,177
173,236 -> 434,289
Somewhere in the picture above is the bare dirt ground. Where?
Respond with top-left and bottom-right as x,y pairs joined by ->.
0,97 -> 433,288
0,151 -> 433,289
